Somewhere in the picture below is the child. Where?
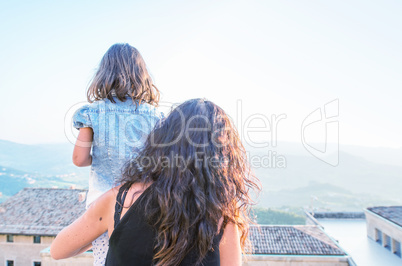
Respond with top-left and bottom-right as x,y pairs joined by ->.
72,43 -> 163,265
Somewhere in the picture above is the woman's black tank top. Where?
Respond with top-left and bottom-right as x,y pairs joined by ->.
105,183 -> 224,265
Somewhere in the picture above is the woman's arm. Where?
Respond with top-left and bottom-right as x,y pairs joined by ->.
50,189 -> 113,260
72,127 -> 93,167
219,222 -> 242,266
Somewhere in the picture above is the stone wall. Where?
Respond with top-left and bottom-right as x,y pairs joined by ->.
365,209 -> 402,256
0,234 -> 54,266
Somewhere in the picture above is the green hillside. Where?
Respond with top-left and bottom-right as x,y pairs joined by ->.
252,208 -> 305,225
0,165 -> 86,203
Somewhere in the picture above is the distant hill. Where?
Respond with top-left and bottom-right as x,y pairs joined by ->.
341,144 -> 402,167
252,208 -> 306,225
244,142 -> 402,210
0,139 -> 89,177
257,181 -> 399,212
251,151 -> 402,200
245,141 -> 402,167
1,139 -> 401,211
0,165 -> 33,202
0,164 -> 86,202
0,140 -> 89,202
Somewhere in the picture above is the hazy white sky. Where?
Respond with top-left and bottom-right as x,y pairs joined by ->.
0,0 -> 401,148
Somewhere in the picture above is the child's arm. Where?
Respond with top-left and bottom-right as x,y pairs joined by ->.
72,127 -> 93,167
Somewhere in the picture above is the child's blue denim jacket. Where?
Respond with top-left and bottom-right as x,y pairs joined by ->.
73,97 -> 163,207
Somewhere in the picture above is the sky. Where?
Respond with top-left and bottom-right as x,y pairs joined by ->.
0,0 -> 401,148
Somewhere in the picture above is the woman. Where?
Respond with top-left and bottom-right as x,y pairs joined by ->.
51,99 -> 260,265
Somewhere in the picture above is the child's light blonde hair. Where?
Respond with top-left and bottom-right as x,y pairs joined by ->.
87,43 -> 160,106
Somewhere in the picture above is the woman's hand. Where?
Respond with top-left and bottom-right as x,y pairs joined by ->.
50,189 -> 113,259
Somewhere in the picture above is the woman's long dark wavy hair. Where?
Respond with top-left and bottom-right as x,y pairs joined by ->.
121,98 -> 260,266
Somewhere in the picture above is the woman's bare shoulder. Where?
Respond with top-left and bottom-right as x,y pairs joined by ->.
89,186 -> 121,213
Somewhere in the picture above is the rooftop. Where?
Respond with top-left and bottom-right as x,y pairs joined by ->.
0,188 -> 86,236
248,225 -> 346,256
0,187 -> 349,258
318,218 -> 402,266
367,206 -> 402,228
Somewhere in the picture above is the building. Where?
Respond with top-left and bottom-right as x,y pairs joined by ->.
244,225 -> 354,265
1,187 -> 354,266
365,206 -> 402,259
0,188 -> 92,266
